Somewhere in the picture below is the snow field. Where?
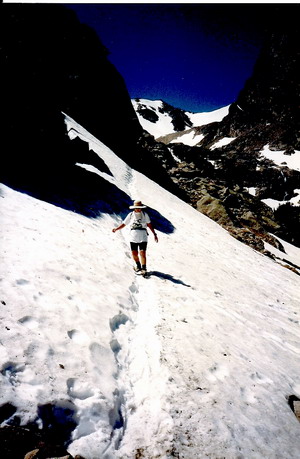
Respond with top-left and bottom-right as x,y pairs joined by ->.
131,100 -> 175,139
260,145 -> 300,172
170,131 -> 205,147
1,114 -> 300,458
118,168 -> 300,458
1,184 -> 135,454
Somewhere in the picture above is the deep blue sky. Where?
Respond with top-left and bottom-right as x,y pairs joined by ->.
66,4 -> 277,113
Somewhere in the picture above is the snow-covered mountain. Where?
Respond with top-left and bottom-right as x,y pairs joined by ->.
131,25 -> 300,255
132,98 -> 229,142
1,114 -> 300,459
133,99 -> 300,258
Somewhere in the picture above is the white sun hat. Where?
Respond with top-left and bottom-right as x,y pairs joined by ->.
129,200 -> 147,209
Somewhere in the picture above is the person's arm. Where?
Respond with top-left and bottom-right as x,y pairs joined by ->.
147,223 -> 158,242
113,212 -> 131,233
112,223 -> 126,233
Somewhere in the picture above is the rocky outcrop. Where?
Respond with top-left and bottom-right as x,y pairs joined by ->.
170,167 -> 284,253
138,125 -> 299,273
195,182 -> 283,253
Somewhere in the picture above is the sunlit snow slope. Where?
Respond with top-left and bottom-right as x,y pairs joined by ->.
1,114 -> 300,459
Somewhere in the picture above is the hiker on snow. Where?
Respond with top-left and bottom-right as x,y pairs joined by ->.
112,200 -> 158,274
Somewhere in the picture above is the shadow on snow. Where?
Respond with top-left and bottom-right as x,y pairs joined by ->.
1,137 -> 175,235
150,271 -> 192,287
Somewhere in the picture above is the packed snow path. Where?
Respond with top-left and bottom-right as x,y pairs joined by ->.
1,115 -> 300,459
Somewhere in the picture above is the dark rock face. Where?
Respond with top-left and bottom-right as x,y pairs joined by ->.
159,101 -> 193,132
0,4 -> 142,179
134,99 -> 193,132
200,29 -> 300,152
134,101 -> 160,123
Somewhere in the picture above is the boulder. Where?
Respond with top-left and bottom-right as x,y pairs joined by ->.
197,195 -> 233,227
294,401 -> 300,421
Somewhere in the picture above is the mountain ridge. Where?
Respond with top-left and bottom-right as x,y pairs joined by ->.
132,98 -> 229,142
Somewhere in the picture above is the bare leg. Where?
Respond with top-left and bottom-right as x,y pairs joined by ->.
140,250 -> 147,268
131,250 -> 140,265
